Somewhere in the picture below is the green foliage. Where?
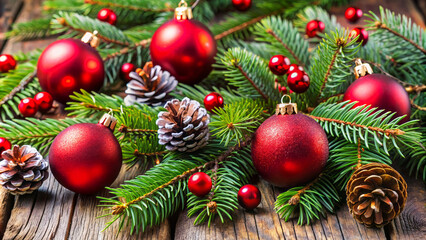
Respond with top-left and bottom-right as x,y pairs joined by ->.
398,128 -> 426,182
120,135 -> 165,168
174,84 -> 244,104
66,90 -> 125,118
294,6 -> 343,40
6,18 -> 53,41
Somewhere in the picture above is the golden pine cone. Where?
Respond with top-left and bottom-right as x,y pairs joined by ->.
346,163 -> 407,227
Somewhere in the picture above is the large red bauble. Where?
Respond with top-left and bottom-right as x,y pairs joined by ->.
150,19 -> 217,85
18,97 -> 38,117
251,114 -> 329,188
37,39 -> 105,104
188,172 -> 212,197
306,20 -> 325,38
232,0 -> 252,11
204,92 -> 224,112
238,184 -> 261,210
0,54 -> 17,73
34,92 -> 53,113
49,123 -> 122,194
345,7 -> 363,23
287,70 -> 310,93
343,73 -> 411,123
0,137 -> 11,154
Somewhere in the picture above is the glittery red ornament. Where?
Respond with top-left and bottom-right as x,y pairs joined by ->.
269,55 -> 291,76
251,109 -> 329,188
287,70 -> 310,93
0,54 -> 17,73
345,7 -> 363,23
18,98 -> 38,117
288,64 -> 304,75
97,8 -> 117,25
0,138 -> 11,154
306,20 -> 325,38
188,172 -> 212,197
120,63 -> 136,81
150,18 -> 217,85
238,184 -> 261,210
350,27 -> 368,46
37,39 -> 105,104
204,92 -> 224,112
343,73 -> 411,123
34,92 -> 53,113
49,114 -> 122,194
232,0 -> 252,11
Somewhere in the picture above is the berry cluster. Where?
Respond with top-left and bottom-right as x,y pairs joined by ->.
269,55 -> 310,94
19,92 -> 53,117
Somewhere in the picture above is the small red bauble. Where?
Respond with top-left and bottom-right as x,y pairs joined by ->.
232,0 -> 252,11
204,92 -> 224,112
49,116 -> 122,194
120,63 -> 136,81
107,10 -> 117,25
287,70 -> 310,93
37,38 -> 105,104
188,172 -> 212,197
345,7 -> 363,23
97,8 -> 117,25
18,97 -> 38,117
287,64 -> 304,74
343,73 -> 411,123
34,92 -> 53,113
269,55 -> 291,76
0,54 -> 17,73
306,20 -> 325,38
238,184 -> 261,210
279,86 -> 287,94
0,138 -> 12,154
251,113 -> 329,188
350,27 -> 368,46
150,18 -> 217,85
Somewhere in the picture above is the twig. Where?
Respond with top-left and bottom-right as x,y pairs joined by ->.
206,159 -> 220,214
288,174 -> 322,205
266,29 -> 303,66
233,62 -> 269,100
103,39 -> 151,61
214,15 -> 269,40
117,125 -> 157,134
355,138 -> 363,170
0,71 -> 36,106
318,41 -> 342,98
133,150 -> 168,157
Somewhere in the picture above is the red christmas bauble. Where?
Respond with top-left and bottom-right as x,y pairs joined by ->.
97,8 -> 117,25
18,97 -> 38,117
279,86 -> 287,94
0,137 -> 12,154
287,70 -> 310,93
306,20 -> 325,38
150,19 -> 217,85
251,113 -> 329,188
204,92 -> 224,112
288,64 -> 304,74
238,184 -> 261,210
107,11 -> 117,25
37,39 -> 105,104
345,7 -> 363,23
188,172 -> 212,197
49,122 -> 122,194
343,73 -> 411,123
34,92 -> 53,113
269,55 -> 291,76
120,63 -> 136,81
350,27 -> 368,46
232,0 -> 252,11
0,54 -> 17,73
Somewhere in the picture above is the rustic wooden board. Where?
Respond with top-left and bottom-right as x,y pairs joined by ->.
0,0 -> 22,50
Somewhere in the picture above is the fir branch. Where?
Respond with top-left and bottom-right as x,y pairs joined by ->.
214,15 -> 270,41
102,39 -> 151,61
235,64 -> 268,100
6,18 -> 53,41
399,128 -> 426,182
267,30 -> 302,65
84,0 -> 174,12
0,71 -> 36,106
66,90 -> 125,118
121,136 -> 166,168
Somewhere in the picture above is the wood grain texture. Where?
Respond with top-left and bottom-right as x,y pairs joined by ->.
0,0 -> 22,50
0,189 -> 13,239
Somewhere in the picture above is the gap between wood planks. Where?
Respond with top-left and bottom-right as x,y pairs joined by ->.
0,0 -> 24,52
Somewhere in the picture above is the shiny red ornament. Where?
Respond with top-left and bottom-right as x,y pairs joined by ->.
120,63 -> 136,81
269,55 -> 291,76
279,86 -> 287,94
188,172 -> 212,197
18,97 -> 38,117
150,18 -> 217,85
0,54 -> 17,73
306,20 -> 325,38
37,39 -> 105,104
343,73 -> 411,123
287,70 -> 310,93
287,64 -> 304,74
238,184 -> 261,210
49,119 -> 122,194
97,8 -> 117,25
345,7 -> 363,23
34,92 -> 53,113
204,92 -> 224,112
232,0 -> 252,11
350,27 -> 368,46
251,114 -> 329,188
0,138 -> 12,154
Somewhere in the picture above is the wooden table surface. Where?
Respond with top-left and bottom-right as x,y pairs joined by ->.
0,0 -> 425,239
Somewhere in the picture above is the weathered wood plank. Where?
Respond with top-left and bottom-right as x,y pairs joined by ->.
0,0 -> 23,50
0,189 -> 13,239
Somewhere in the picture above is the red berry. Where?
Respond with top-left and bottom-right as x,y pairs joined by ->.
287,70 -> 310,93
288,64 -> 304,74
350,27 -> 369,46
345,7 -> 363,23
34,92 -> 53,113
238,184 -> 261,210
306,20 -> 325,38
269,55 -> 291,76
188,172 -> 212,197
232,0 -> 252,11
204,92 -> 224,112
120,63 -> 136,81
0,137 -> 12,154
18,97 -> 38,117
280,86 -> 287,94
97,8 -> 117,25
108,10 -> 117,25
0,54 -> 17,73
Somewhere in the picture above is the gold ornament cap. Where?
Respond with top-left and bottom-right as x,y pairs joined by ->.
276,95 -> 298,115
354,58 -> 373,79
98,113 -> 117,131
81,30 -> 100,48
175,0 -> 193,20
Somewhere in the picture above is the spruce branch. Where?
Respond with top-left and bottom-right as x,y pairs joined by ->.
235,64 -> 268,100
84,0 -> 174,12
0,71 -> 36,106
121,136 -> 166,168
6,18 -> 53,41
214,15 -> 270,41
66,90 -> 125,118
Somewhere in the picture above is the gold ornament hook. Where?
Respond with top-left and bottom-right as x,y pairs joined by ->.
281,94 -> 291,104
81,30 -> 100,48
353,58 -> 373,79
276,94 -> 297,115
175,0 -> 193,20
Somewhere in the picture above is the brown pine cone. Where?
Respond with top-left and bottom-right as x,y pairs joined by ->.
0,145 -> 49,195
346,163 -> 407,227
156,98 -> 210,152
124,62 -> 178,107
